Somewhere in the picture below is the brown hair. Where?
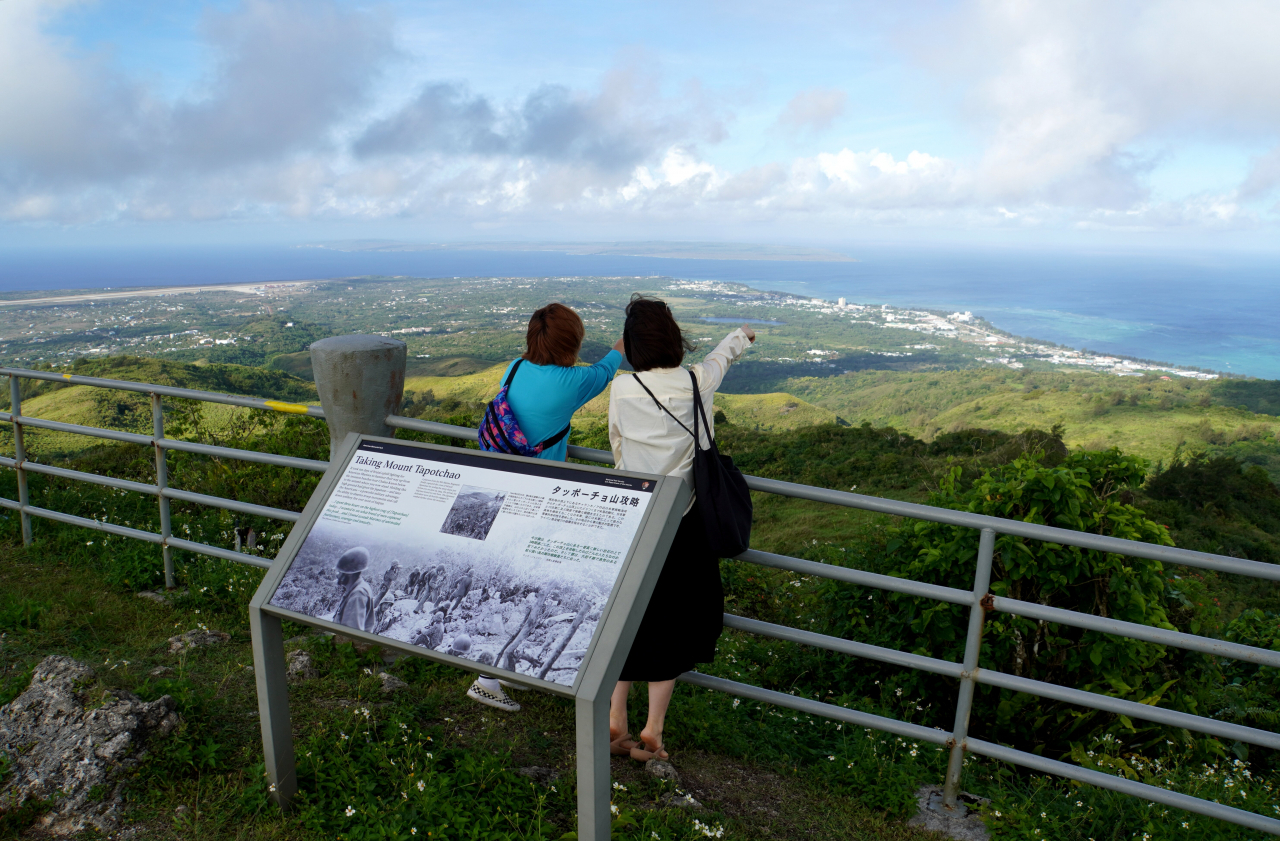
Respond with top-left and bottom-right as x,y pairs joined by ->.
523,302 -> 584,367
623,294 -> 696,372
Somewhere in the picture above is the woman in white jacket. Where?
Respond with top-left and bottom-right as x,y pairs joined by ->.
607,294 -> 754,762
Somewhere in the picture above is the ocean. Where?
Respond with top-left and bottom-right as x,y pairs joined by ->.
1,244 -> 1277,379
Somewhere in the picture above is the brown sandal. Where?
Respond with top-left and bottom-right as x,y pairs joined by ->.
629,738 -> 669,762
610,732 -> 638,756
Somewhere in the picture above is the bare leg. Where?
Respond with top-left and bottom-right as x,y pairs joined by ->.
609,681 -> 632,742
639,679 -> 676,757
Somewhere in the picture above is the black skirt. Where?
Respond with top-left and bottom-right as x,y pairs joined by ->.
619,501 -> 724,682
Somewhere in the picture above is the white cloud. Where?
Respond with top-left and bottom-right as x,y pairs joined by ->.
775,88 -> 847,133
921,0 -> 1280,207
0,0 -> 1276,237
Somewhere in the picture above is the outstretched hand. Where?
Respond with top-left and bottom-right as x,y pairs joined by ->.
613,336 -> 626,352
740,325 -> 756,343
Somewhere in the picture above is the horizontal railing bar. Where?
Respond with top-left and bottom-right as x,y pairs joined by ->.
384,416 -> 478,440
157,439 -> 328,472
0,413 -> 326,471
723,613 -> 965,678
0,499 -> 163,544
0,457 -> 299,521
162,488 -> 300,522
735,548 -> 974,606
992,596 -> 1280,669
975,668 -> 1280,750
0,457 -> 160,496
385,414 -> 616,464
0,497 -> 274,569
1,367 -> 324,418
382,416 -> 1279,583
743,475 -> 1280,582
166,535 -> 273,569
965,736 -> 1280,835
726,610 -> 1280,749
0,412 -> 153,446
680,666 -> 1280,832
677,670 -> 949,747
567,444 -> 614,463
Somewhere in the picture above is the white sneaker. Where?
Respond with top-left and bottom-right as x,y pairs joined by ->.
466,680 -> 521,712
498,679 -> 528,691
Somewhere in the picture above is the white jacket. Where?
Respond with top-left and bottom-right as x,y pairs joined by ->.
608,328 -> 752,510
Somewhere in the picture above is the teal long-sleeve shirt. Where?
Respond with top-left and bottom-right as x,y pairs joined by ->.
500,350 -> 622,461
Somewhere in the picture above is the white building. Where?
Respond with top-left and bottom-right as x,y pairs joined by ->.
837,297 -> 847,307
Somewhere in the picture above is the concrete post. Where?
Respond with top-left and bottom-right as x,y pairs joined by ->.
310,335 -> 407,454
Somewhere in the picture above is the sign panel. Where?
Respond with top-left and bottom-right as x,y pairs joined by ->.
267,439 -> 660,688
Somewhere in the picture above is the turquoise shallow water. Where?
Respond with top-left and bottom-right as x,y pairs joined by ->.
2,244 -> 1277,379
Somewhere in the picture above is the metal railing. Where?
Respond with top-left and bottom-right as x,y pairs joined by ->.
2,367 -> 1278,834
0,367 -> 328,580
386,417 -> 1280,834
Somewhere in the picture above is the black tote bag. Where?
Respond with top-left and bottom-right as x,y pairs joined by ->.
633,371 -> 752,557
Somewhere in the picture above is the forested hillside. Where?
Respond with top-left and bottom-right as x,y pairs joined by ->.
721,366 -> 1280,480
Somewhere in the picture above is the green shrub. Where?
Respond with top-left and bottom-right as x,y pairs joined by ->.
815,448 -> 1221,755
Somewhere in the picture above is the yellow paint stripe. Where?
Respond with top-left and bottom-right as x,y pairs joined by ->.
263,400 -> 310,414
63,373 -> 72,380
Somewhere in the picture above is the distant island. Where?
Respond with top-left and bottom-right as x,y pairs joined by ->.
298,240 -> 857,263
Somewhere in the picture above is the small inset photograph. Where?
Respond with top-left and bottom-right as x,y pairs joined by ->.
440,485 -> 507,541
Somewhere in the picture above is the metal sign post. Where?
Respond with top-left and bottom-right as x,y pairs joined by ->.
249,432 -> 688,841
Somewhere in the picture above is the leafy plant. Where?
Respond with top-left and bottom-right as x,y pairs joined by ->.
818,447 -> 1219,755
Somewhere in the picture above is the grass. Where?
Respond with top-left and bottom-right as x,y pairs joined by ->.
733,368 -> 1280,475
2,483 -> 1277,839
2,358 -> 1278,838
0,542 -> 943,841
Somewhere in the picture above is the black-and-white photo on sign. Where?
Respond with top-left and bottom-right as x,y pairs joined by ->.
440,486 -> 507,540
268,441 -> 656,687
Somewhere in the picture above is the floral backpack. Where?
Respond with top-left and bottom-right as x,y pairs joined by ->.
477,359 -> 571,457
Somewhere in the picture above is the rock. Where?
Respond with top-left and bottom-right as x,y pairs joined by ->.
285,650 -> 318,681
381,649 -> 404,667
516,766 -> 559,785
0,656 -> 179,836
167,628 -> 230,654
378,672 -> 408,694
138,589 -> 187,605
906,785 -> 991,841
331,634 -> 377,655
659,791 -> 702,810
645,758 -> 680,781
148,666 -> 174,678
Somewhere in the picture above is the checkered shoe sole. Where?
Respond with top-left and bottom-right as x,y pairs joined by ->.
466,682 -> 521,712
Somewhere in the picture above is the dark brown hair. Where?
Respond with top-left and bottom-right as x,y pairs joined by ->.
623,294 -> 696,372
523,303 -> 584,367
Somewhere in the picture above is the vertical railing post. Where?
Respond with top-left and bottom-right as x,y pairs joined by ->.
152,393 -> 175,589
942,527 -> 996,810
10,376 -> 31,546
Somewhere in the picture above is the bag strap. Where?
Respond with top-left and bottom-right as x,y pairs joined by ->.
632,372 -> 700,445
689,369 -> 719,456
539,423 -> 571,449
503,358 -> 524,388
497,357 -> 570,451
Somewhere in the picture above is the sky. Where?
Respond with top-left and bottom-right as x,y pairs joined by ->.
2,0 -> 1279,250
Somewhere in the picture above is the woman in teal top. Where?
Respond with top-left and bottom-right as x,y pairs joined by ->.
499,303 -> 624,461
465,302 -> 623,713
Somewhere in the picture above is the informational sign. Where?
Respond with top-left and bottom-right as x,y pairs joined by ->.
267,439 -> 659,688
